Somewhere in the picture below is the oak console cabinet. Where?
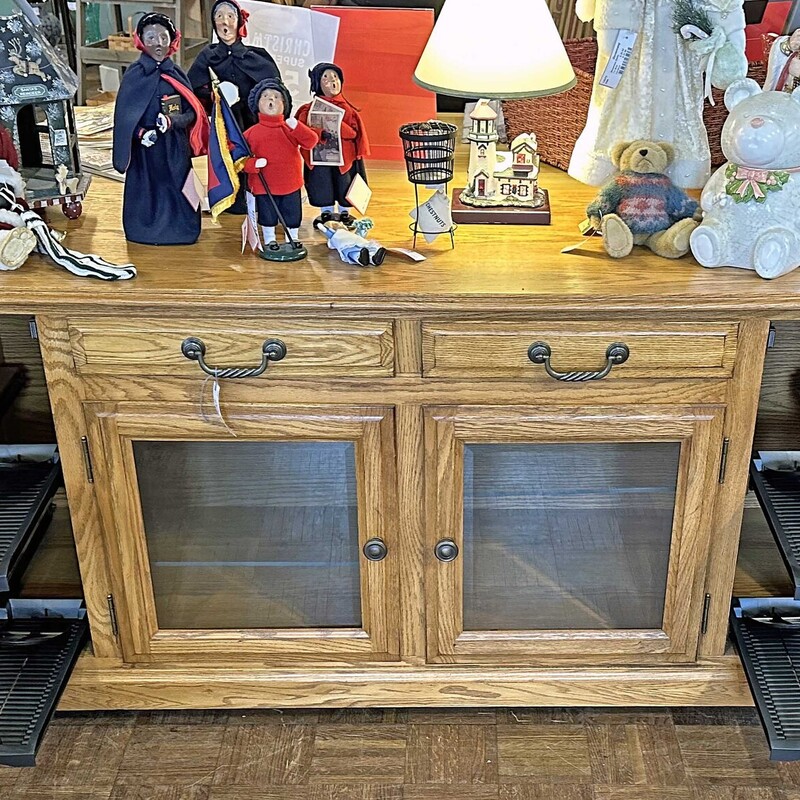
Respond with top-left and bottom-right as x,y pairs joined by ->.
2,166 -> 794,712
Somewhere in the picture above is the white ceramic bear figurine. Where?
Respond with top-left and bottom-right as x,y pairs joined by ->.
690,79 -> 800,279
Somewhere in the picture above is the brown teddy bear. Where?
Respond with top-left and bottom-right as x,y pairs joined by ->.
586,140 -> 701,259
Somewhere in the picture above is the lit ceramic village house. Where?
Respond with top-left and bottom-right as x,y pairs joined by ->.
463,99 -> 544,207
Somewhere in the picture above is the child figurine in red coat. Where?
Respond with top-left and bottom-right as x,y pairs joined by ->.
243,78 -> 318,256
295,63 -> 370,229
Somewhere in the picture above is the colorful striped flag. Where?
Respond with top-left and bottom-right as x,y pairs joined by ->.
207,81 -> 251,221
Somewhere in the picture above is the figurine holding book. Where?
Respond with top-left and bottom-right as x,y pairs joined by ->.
112,13 -> 209,245
296,63 -> 370,227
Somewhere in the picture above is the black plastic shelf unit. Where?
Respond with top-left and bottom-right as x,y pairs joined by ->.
0,454 -> 62,595
731,597 -> 800,760
749,462 -> 800,599
0,599 -> 87,767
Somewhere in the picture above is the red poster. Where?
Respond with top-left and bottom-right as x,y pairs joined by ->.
746,1 -> 793,60
314,7 -> 437,161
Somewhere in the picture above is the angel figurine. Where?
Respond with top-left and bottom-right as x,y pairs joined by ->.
569,0 -> 747,189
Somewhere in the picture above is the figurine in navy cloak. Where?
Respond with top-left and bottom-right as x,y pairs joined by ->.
296,63 -> 370,228
112,13 -> 209,245
189,0 -> 280,127
188,0 -> 280,213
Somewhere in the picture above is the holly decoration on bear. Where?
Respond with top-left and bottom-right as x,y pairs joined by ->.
725,163 -> 790,203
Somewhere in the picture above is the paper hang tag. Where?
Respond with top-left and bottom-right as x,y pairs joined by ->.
242,192 -> 262,253
386,247 -> 426,262
562,219 -> 603,254
599,30 -> 637,89
346,173 -> 372,215
241,215 -> 262,254
182,170 -> 202,212
409,189 -> 453,244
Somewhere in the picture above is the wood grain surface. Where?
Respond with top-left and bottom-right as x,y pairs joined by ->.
0,164 -> 799,316
423,405 -> 725,665
5,706 -> 795,800
422,321 -> 739,380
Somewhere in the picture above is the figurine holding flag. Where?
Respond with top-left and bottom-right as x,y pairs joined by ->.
207,71 -> 317,262
207,67 -> 250,220
189,0 -> 280,214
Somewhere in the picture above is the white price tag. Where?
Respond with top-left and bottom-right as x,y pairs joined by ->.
409,189 -> 453,244
599,30 -> 638,89
386,247 -> 426,262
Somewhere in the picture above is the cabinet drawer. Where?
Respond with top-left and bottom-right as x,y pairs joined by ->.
422,321 -> 739,380
68,318 -> 395,378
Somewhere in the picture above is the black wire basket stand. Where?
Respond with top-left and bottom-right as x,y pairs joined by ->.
399,121 -> 457,249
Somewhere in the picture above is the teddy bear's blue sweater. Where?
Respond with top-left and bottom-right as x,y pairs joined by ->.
587,171 -> 699,235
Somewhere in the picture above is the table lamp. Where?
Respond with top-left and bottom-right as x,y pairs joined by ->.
413,0 -> 577,225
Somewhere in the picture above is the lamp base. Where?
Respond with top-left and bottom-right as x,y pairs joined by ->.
451,189 -> 551,225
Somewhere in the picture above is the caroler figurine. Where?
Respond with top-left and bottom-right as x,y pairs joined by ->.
296,63 -> 370,228
188,0 -> 281,213
765,29 -> 800,94
112,13 -> 209,246
242,78 -> 319,261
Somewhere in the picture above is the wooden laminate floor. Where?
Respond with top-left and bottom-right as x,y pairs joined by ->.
1,707 -> 798,799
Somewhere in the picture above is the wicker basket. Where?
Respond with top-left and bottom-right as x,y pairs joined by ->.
107,33 -> 137,52
503,38 -> 768,172
107,13 -> 144,52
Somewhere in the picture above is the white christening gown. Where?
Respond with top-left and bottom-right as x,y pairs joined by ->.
568,0 -> 746,189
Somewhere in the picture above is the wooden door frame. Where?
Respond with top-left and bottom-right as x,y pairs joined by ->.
424,405 -> 725,666
85,402 -> 399,665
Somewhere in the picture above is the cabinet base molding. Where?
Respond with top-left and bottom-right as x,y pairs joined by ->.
58,655 -> 754,710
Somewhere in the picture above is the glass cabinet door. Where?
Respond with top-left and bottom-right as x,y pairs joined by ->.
87,403 -> 398,664
424,405 -> 725,665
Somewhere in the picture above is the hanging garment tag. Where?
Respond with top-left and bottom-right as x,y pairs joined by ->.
409,189 -> 453,244
199,376 -> 238,437
599,30 -> 638,89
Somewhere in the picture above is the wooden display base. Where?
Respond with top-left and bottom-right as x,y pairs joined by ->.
452,189 -> 551,225
58,654 -> 754,711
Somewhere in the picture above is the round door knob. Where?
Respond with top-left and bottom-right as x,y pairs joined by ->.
435,539 -> 459,562
363,538 -> 388,562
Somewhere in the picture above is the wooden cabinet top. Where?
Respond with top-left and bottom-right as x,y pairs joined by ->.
2,164 -> 798,317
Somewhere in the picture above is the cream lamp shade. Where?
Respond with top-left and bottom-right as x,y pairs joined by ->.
414,0 -> 577,99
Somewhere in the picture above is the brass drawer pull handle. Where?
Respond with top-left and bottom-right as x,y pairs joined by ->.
527,341 -> 630,382
181,336 -> 287,379
435,539 -> 459,563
